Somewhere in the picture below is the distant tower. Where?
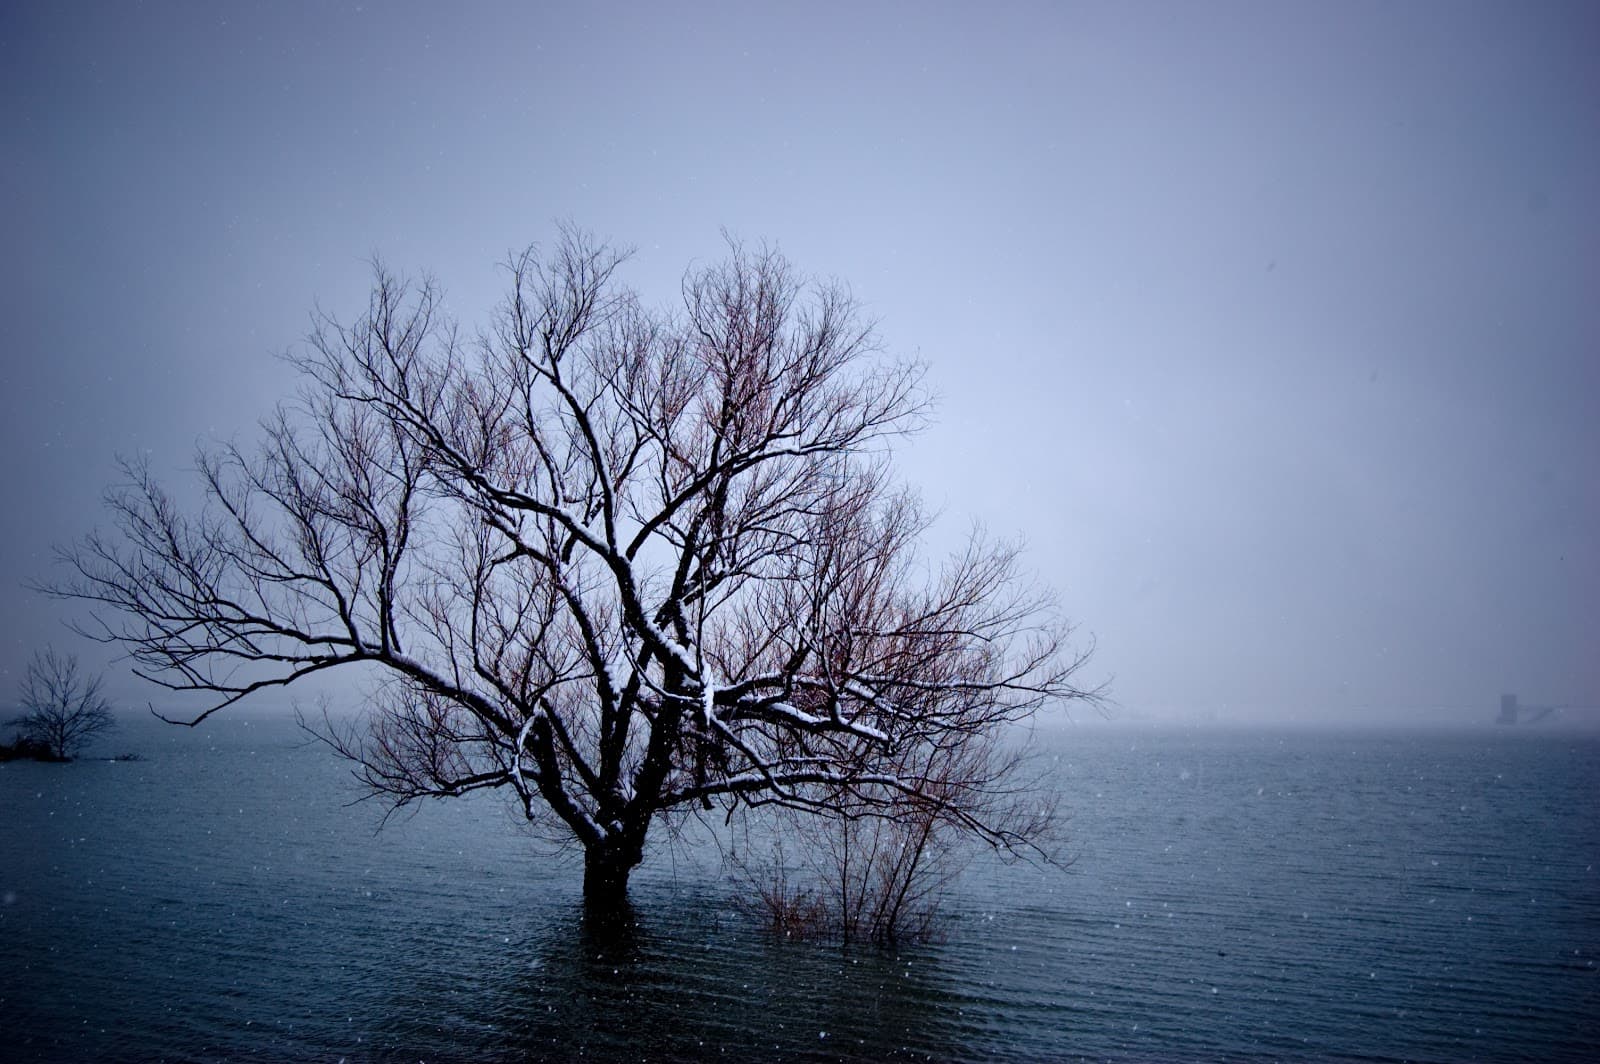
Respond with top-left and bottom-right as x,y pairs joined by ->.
1497,694 -> 1560,725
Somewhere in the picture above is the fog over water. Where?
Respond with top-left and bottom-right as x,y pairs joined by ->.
3,2 -> 1597,727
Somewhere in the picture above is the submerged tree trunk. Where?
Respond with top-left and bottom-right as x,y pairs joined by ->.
582,838 -> 643,914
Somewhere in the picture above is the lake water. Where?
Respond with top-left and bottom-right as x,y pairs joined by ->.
2,716 -> 1596,1061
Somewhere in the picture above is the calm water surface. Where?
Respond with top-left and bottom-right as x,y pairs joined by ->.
2,717 -> 1596,1061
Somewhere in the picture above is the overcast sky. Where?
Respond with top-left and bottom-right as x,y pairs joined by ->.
3,1 -> 1596,728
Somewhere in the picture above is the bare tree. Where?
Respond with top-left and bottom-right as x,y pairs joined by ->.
733,711 -> 1064,946
48,228 -> 1096,910
8,649 -> 117,760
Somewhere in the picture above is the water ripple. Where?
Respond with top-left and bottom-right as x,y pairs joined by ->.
2,723 -> 1595,1061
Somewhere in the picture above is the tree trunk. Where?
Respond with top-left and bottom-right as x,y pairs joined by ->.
582,839 -> 641,915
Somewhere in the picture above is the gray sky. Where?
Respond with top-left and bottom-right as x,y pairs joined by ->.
3,1 -> 1596,728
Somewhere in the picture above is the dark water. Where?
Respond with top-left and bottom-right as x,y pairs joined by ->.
2,718 -> 1596,1062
